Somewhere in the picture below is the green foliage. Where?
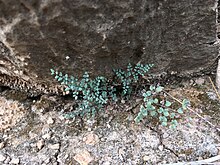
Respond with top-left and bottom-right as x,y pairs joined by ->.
50,63 -> 153,118
51,69 -> 116,118
113,63 -> 154,96
135,85 -> 190,129
51,64 -> 190,130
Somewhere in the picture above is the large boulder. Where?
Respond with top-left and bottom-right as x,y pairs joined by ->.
0,0 -> 219,95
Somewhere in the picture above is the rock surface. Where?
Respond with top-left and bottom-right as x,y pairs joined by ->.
0,0 -> 219,94
0,76 -> 219,165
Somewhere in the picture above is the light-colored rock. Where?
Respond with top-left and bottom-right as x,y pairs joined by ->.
83,133 -> 99,145
102,161 -> 111,165
143,155 -> 151,161
10,158 -> 20,164
74,150 -> 93,165
162,132 -> 170,139
158,145 -> 164,151
37,140 -> 44,150
0,142 -> 4,149
206,91 -> 217,100
47,117 -> 54,124
0,154 -> 6,162
42,133 -> 51,139
195,78 -> 205,85
48,143 -> 60,150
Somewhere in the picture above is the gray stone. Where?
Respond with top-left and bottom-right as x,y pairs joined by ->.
42,132 -> 51,140
36,139 -> 44,150
0,142 -> 4,149
195,78 -> 205,85
0,0 -> 219,95
9,158 -> 20,164
48,143 -> 60,150
0,154 -> 6,162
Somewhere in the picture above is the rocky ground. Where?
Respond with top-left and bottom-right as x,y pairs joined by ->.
0,76 -> 219,165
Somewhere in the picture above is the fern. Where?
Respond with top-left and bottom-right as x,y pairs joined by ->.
51,69 -> 114,118
113,63 -> 154,96
51,63 -> 189,129
135,84 -> 190,129
50,63 -> 154,118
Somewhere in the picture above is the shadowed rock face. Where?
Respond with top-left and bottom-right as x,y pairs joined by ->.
0,0 -> 219,94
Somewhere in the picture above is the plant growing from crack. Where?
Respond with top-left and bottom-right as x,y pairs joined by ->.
50,70 -> 116,118
135,84 -> 190,129
51,63 -> 190,129
113,63 -> 154,97
50,63 -> 154,118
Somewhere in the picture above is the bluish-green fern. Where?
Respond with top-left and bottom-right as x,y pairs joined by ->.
51,69 -> 114,118
50,63 -> 154,118
113,63 -> 154,96
135,84 -> 190,129
51,63 -> 189,129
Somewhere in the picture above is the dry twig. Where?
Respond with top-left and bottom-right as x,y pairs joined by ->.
164,91 -> 218,130
209,76 -> 220,101
164,155 -> 220,165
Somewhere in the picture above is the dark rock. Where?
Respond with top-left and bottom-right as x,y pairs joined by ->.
0,0 -> 219,94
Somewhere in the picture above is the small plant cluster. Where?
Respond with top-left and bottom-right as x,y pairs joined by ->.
135,85 -> 190,129
113,63 -> 154,96
51,63 -> 154,118
50,70 -> 116,118
51,63 -> 190,129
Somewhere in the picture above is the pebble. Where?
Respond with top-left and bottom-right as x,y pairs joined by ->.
74,150 -> 93,165
47,117 -> 54,124
0,154 -> 6,162
83,133 -> 99,145
121,99 -> 125,104
178,154 -> 186,159
37,140 -> 44,150
48,143 -> 60,150
100,137 -> 106,142
206,91 -> 217,100
102,161 -> 111,165
0,142 -> 4,149
158,145 -> 164,151
42,133 -> 51,139
143,155 -> 150,161
10,158 -> 20,164
162,132 -> 170,139
106,124 -> 111,128
195,78 -> 205,85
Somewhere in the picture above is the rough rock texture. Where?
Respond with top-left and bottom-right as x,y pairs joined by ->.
0,0 -> 219,94
0,76 -> 220,164
0,96 -> 26,132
